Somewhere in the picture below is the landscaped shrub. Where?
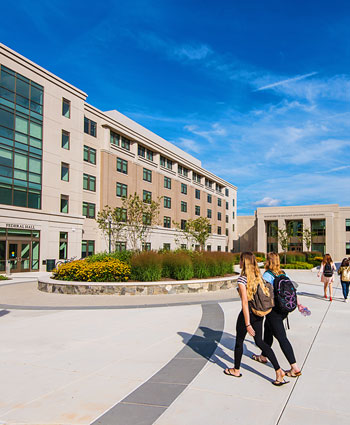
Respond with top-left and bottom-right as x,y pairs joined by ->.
130,251 -> 162,282
253,252 -> 266,261
232,253 -> 240,265
85,250 -> 134,264
303,251 -> 323,261
279,252 -> 306,264
282,262 -> 314,270
0,275 -> 9,280
162,252 -> 194,280
191,253 -> 210,278
52,259 -> 131,282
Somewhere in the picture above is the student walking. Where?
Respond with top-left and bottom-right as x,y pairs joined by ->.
338,258 -> 350,302
224,252 -> 288,386
251,252 -> 302,378
318,254 -> 337,301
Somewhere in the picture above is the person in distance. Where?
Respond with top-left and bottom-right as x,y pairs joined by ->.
318,254 -> 337,301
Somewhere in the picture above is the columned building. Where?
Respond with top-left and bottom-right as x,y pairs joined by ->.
0,43 -> 237,273
237,204 -> 350,259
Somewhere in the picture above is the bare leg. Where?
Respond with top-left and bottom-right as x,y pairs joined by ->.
324,282 -> 328,298
329,281 -> 333,301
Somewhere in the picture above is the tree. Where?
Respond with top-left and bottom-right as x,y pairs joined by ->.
121,193 -> 161,251
277,227 -> 291,265
96,206 -> 127,252
174,217 -> 211,251
301,227 -> 315,252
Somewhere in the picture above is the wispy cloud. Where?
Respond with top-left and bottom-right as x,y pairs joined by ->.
177,138 -> 202,153
255,72 -> 318,91
253,197 -> 280,207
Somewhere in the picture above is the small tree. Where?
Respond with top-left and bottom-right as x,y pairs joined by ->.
277,227 -> 291,265
122,193 -> 161,251
301,227 -> 315,252
174,217 -> 211,251
96,206 -> 126,252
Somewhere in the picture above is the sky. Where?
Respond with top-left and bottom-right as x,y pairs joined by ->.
1,0 -> 350,214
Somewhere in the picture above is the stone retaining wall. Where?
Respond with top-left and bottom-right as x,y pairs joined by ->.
38,275 -> 238,295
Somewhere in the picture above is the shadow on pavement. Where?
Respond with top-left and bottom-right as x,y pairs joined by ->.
0,309 -> 10,318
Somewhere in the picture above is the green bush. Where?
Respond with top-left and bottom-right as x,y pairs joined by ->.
130,251 -> 162,282
279,252 -> 306,264
85,251 -> 134,264
162,252 -> 194,280
253,251 -> 266,260
191,253 -> 210,278
0,275 -> 9,280
303,251 -> 323,261
283,262 -> 314,270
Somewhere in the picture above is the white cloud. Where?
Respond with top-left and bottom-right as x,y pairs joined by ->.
253,197 -> 280,207
177,138 -> 202,154
256,72 -> 318,91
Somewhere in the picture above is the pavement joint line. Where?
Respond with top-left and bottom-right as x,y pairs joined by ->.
89,303 -> 225,425
120,401 -> 172,408
275,279 -> 339,425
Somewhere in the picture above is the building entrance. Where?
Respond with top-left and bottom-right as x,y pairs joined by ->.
0,228 -> 40,273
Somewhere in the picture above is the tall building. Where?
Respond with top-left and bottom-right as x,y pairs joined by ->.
0,43 -> 237,273
236,204 -> 350,259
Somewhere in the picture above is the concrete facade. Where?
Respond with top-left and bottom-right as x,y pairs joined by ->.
0,43 -> 237,272
237,204 -> 350,259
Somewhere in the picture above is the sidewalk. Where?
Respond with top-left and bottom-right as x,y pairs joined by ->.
0,270 -> 348,424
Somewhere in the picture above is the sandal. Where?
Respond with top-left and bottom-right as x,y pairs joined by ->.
285,370 -> 302,378
252,354 -> 268,364
272,379 -> 289,386
223,368 -> 242,378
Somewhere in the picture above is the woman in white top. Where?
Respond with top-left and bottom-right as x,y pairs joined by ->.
317,253 -> 337,301
224,252 -> 288,386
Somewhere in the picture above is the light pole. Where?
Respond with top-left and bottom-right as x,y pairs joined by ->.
108,215 -> 112,253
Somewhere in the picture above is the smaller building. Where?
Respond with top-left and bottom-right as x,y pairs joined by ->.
237,204 -> 350,260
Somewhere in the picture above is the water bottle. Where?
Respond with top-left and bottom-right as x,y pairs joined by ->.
299,305 -> 311,316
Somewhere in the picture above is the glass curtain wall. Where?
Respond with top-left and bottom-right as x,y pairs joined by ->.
0,65 -> 43,209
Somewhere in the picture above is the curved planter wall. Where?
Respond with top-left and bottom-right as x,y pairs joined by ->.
38,275 -> 238,295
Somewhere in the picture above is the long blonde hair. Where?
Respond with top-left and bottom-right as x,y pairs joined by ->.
265,252 -> 282,275
240,252 -> 270,301
322,253 -> 333,265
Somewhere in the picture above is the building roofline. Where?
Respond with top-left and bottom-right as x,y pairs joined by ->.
0,43 -> 87,100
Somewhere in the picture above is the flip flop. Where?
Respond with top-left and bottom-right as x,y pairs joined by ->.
272,379 -> 289,386
285,370 -> 302,378
223,368 -> 242,378
252,354 -> 268,364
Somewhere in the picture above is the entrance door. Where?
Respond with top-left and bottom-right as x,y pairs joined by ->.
8,241 -> 31,272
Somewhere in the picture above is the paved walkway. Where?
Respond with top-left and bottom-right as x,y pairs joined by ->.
0,270 -> 348,424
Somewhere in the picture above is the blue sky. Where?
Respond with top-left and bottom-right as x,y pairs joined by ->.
2,0 -> 350,214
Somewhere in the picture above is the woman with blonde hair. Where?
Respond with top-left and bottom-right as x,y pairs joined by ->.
337,257 -> 350,302
251,252 -> 302,377
224,252 -> 288,386
318,253 -> 336,301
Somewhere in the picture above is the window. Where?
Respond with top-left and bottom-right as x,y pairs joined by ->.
232,211 -> 235,219
116,241 -> 127,252
195,205 -> 200,216
217,198 -> 222,207
205,178 -> 213,189
311,219 -> 325,236
61,130 -> 70,150
160,155 -> 172,170
146,149 -> 153,161
232,224 -> 235,232
164,196 -> 171,208
208,225 -> 212,233
217,246 -> 221,252
225,228 -> 229,236
207,209 -> 212,218
225,188 -> 229,196
142,242 -> 151,251
164,216 -> 171,228
163,243 -> 171,250
216,184 -> 222,193
138,145 -> 145,157
218,226 -> 222,235
82,201 -> 95,218
207,245 -> 211,251
83,145 -> 96,164
117,157 -> 128,174
110,130 -> 120,146
193,172 -> 201,183
59,232 -> 68,259
346,242 -> 350,255
143,190 -> 152,203
178,165 -> 189,177
116,182 -> 127,198
81,240 -> 95,258
117,208 -> 127,222
62,98 -> 70,118
233,199 -> 235,207
346,219 -> 350,232
83,173 -> 96,191
60,195 -> 69,213
181,201 -> 187,212
226,215 -> 229,223
121,136 -> 131,150
84,117 -> 96,137
226,201 -> 228,210
61,162 -> 69,181
180,244 -> 187,249
181,219 -> 187,230
195,189 -> 200,199
218,212 -> 222,221
181,183 -> 187,194
164,176 -> 171,189
143,168 -> 152,182
207,194 -> 212,203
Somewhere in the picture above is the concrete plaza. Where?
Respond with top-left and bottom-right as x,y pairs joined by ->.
0,269 -> 348,424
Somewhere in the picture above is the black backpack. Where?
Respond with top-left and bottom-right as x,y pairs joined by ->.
248,280 -> 275,317
268,271 -> 297,314
323,263 -> 333,277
